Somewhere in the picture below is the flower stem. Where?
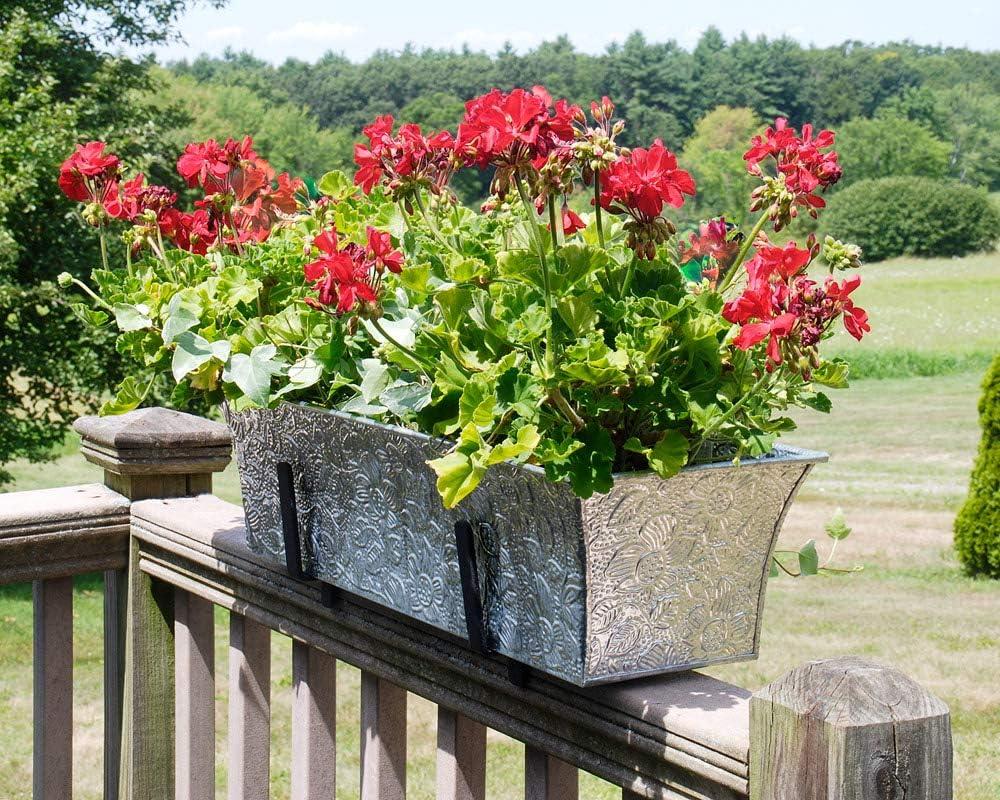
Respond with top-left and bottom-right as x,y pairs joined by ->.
98,227 -> 109,272
718,209 -> 771,293
699,370 -> 772,442
548,386 -> 585,430
514,173 -> 556,379
593,175 -> 606,248
547,195 -> 561,255
369,316 -> 435,376
414,192 -> 460,254
70,277 -> 113,311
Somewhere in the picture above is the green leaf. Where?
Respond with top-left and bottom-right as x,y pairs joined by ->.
161,294 -> 201,343
428,451 -> 485,509
100,375 -> 152,416
70,303 -> 110,327
113,302 -> 152,332
812,359 -> 850,389
802,391 -> 833,413
769,559 -> 780,578
825,508 -> 852,541
557,294 -> 599,337
398,263 -> 431,295
317,170 -> 354,200
358,358 -> 392,403
172,331 -> 231,382
275,354 -> 324,396
647,430 -> 689,478
379,381 -> 432,416
485,425 -> 541,465
458,377 -> 496,429
798,540 -> 819,576
222,343 -> 285,407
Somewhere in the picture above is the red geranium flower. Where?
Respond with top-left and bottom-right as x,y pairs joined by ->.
560,206 -> 586,236
745,241 -> 812,290
824,274 -> 870,341
354,116 -> 455,198
117,173 -> 178,222
365,227 -> 404,274
679,218 -> 740,270
58,142 -> 120,201
599,140 -> 695,221
177,136 -> 259,193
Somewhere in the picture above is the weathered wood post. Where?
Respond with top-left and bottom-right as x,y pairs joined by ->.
75,407 -> 232,800
750,656 -> 952,800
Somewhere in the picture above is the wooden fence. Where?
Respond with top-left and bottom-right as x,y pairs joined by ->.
0,407 -> 953,800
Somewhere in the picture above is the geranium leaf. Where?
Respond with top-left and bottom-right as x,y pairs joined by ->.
222,343 -> 284,407
647,430 -> 689,479
429,450 -> 485,509
812,359 -> 850,389
317,170 -> 354,200
557,294 -> 599,337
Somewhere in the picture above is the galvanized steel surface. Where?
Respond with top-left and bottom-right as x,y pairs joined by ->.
227,403 -> 824,685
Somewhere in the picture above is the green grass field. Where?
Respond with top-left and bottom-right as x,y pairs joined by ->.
1,252 -> 998,798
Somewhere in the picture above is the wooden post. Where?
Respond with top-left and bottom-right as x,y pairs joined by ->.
360,671 -> 407,800
436,708 -> 486,800
750,656 -> 952,800
524,747 -> 578,800
75,407 -> 232,800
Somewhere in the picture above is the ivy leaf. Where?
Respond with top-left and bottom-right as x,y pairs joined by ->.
100,375 -> 152,416
379,381 -> 432,416
317,170 -> 354,200
812,359 -> 850,389
222,343 -> 285,407
647,430 -> 689,478
275,354 -> 324,397
769,559 -> 780,578
172,331 -> 231,382
161,295 -> 201,343
825,508 -> 853,541
358,358 -> 392,403
113,302 -> 152,332
798,540 -> 819,576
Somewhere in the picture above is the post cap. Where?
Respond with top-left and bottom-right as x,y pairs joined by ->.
74,407 -> 232,476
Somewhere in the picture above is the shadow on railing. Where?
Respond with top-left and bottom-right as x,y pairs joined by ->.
0,407 -> 953,800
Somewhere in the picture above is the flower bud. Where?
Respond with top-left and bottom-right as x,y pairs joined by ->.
57,272 -> 73,288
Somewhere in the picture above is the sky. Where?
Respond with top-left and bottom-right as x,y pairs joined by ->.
131,0 -> 999,65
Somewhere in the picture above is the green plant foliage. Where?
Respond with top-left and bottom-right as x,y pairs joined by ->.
835,115 -> 951,186
954,354 -> 1000,578
822,177 -> 1000,262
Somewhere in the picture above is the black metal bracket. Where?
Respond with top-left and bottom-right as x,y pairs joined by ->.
454,520 -> 529,689
276,461 -> 338,609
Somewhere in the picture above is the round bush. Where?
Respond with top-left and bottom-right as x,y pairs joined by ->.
822,177 -> 1000,262
954,354 -> 1000,578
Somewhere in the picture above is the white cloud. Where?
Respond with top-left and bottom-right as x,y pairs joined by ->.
266,21 -> 360,44
203,26 -> 246,43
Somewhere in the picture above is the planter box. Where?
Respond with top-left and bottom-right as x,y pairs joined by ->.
227,402 -> 825,686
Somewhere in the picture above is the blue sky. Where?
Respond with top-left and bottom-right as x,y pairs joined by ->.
132,0 -> 999,64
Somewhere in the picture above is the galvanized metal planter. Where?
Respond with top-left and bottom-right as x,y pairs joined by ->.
226,402 -> 825,686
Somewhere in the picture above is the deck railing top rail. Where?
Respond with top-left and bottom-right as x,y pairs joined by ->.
0,406 -> 954,800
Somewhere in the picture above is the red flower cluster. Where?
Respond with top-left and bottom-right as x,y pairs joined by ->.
354,116 -> 456,200
744,118 -> 842,221
679,218 -> 740,282
304,226 -> 405,316
600,140 -> 696,221
456,86 -> 579,170
58,142 -> 124,223
723,241 -> 869,368
59,138 -> 302,255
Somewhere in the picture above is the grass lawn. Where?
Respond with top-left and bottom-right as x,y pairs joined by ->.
1,252 -> 998,798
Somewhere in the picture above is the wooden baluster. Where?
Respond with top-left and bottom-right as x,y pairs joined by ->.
360,672 -> 407,800
291,641 -> 337,800
436,708 -> 486,800
524,747 -> 578,800
228,612 -> 271,800
175,591 -> 216,800
33,576 -> 74,800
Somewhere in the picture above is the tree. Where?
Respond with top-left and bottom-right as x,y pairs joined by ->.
834,115 -> 951,186
0,2 -> 205,483
954,355 -> 1000,578
154,70 -> 355,180
680,106 -> 761,227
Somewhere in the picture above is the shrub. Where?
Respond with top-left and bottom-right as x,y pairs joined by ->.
822,177 -> 1000,262
954,354 -> 1000,578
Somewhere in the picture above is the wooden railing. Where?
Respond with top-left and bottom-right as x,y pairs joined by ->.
0,407 -> 954,800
